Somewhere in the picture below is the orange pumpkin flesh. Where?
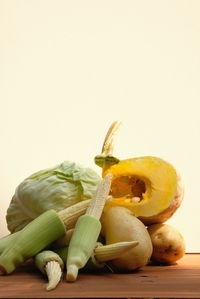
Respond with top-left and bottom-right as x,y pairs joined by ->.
102,156 -> 183,225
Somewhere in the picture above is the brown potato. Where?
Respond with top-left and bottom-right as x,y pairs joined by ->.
147,223 -> 186,264
101,206 -> 153,271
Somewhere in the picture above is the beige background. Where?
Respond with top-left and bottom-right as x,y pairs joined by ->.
0,0 -> 199,252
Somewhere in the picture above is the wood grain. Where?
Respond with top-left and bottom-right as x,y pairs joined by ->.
0,254 -> 200,298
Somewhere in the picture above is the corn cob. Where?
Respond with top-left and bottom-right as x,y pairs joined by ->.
0,200 -> 89,275
58,200 -> 90,229
35,250 -> 64,291
85,241 -> 139,271
34,241 -> 139,291
56,240 -> 139,271
66,174 -> 112,281
93,240 -> 139,263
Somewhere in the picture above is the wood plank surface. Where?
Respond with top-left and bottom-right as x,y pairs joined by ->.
0,254 -> 200,299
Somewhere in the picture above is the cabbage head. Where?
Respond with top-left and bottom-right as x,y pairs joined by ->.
6,161 -> 101,233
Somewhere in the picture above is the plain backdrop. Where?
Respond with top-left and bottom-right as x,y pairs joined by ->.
0,0 -> 200,252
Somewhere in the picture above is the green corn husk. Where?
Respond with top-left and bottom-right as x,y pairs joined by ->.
0,210 -> 66,274
55,243 -> 104,272
0,232 -> 21,254
66,174 -> 112,281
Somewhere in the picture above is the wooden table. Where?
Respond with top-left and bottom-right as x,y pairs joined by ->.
0,254 -> 200,298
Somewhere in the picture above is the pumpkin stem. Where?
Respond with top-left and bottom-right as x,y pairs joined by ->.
101,120 -> 121,155
94,121 -> 121,171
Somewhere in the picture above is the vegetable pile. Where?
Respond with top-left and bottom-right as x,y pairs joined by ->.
0,121 -> 186,291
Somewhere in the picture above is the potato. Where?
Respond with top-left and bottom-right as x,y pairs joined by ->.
101,206 -> 153,271
147,223 -> 186,264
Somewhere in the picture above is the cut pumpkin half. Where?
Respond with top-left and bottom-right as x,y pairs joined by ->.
101,156 -> 183,225
95,121 -> 184,225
